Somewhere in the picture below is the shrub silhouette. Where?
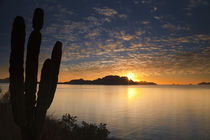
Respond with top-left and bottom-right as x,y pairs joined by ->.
9,8 -> 62,140
50,114 -> 111,140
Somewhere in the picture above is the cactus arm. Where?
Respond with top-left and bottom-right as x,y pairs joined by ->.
9,16 -> 26,127
25,8 -> 43,124
33,8 -> 44,31
48,41 -> 62,107
36,59 -> 52,111
36,41 -> 62,111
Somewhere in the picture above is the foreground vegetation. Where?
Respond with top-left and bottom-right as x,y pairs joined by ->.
0,89 -> 119,140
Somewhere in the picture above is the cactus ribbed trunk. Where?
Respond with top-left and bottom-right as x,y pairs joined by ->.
9,16 -> 26,128
9,8 -> 62,140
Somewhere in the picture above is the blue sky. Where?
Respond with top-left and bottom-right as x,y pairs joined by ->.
0,0 -> 210,84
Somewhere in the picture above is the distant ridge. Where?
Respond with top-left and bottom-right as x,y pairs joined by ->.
198,82 -> 210,85
0,76 -> 157,85
0,77 -> 9,83
61,75 -> 157,85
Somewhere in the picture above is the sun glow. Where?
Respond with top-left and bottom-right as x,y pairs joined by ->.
125,72 -> 135,81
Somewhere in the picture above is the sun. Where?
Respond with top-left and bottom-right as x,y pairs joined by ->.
125,72 -> 135,80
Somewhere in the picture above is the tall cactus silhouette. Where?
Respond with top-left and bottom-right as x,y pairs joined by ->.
9,8 -> 62,140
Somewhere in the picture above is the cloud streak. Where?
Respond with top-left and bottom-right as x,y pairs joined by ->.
94,7 -> 118,16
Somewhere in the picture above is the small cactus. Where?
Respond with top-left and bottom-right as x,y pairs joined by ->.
9,8 -> 62,140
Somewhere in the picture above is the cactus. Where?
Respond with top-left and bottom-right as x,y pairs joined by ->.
9,8 -> 62,140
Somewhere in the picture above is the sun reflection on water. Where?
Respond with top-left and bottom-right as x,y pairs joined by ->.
128,88 -> 141,100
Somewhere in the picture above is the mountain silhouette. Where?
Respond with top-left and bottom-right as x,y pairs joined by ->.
198,82 -> 210,85
63,75 -> 157,85
0,78 -> 9,83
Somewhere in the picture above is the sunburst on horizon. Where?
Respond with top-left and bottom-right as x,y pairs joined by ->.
124,72 -> 136,81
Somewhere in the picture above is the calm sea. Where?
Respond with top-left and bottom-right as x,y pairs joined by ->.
1,83 -> 210,140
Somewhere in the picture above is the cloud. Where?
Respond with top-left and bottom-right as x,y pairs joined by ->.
141,0 -> 152,4
186,0 -> 209,16
141,21 -> 150,25
153,6 -> 158,12
119,32 -> 134,41
135,30 -> 145,36
118,14 -> 128,20
109,31 -> 135,41
94,7 -> 118,16
188,0 -> 208,8
162,23 -> 190,31
153,16 -> 162,20
46,4 -> 74,20
85,29 -> 101,39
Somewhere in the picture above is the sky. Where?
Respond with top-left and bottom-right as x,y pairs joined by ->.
0,0 -> 210,84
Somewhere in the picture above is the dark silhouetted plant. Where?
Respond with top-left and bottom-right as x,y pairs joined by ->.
9,8 -> 62,140
1,90 -> 10,104
58,114 -> 110,140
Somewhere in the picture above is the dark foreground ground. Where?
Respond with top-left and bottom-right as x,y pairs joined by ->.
0,90 -> 120,140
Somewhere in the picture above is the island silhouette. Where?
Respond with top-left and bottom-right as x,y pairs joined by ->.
61,75 -> 157,85
198,82 -> 210,85
2,77 -> 210,85
0,77 -> 9,83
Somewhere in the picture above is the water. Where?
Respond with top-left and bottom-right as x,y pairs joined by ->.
1,84 -> 210,140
